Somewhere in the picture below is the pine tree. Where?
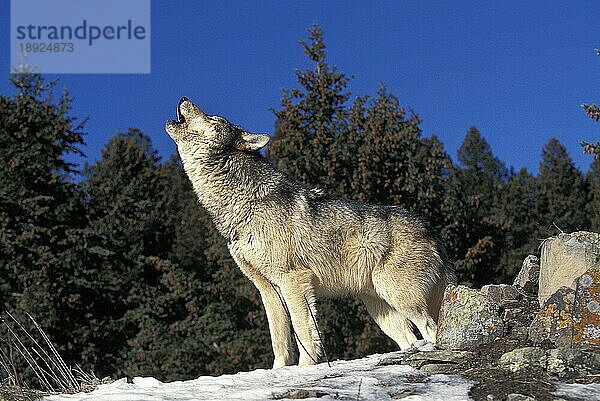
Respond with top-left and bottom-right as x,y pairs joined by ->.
490,168 -> 540,281
586,158 -> 600,232
0,73 -> 84,302
267,24 -> 350,190
352,86 -> 450,229
580,48 -> 600,158
537,138 -> 590,236
80,129 -> 177,377
442,127 -> 507,285
0,73 -> 90,376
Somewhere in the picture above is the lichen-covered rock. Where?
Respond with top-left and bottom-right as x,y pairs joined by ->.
405,350 -> 473,369
528,287 -> 575,347
419,363 -> 456,373
499,345 -> 600,379
538,231 -> 600,306
502,308 -> 521,321
499,347 -> 547,373
499,291 -> 540,342
480,284 -> 521,307
274,389 -> 329,399
545,346 -> 600,379
506,394 -> 536,401
513,255 -> 540,295
571,268 -> 600,345
529,267 -> 600,347
436,285 -> 504,350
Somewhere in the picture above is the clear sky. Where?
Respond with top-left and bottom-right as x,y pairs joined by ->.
1,1 -> 599,174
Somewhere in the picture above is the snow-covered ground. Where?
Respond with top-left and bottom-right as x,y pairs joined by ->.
43,340 -> 599,401
553,383 -> 600,401
45,341 -> 475,401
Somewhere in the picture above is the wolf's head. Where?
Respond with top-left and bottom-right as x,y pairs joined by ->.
165,97 -> 270,156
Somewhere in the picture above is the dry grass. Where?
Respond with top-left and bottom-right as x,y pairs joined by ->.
0,312 -> 101,400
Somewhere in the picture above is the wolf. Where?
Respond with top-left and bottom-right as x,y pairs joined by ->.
165,97 -> 456,368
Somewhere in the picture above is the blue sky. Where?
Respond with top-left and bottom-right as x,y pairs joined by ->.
1,0 -> 599,174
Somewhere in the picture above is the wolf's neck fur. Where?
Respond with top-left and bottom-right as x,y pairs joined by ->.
180,150 -> 281,241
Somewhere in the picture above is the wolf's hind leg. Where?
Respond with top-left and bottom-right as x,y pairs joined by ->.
277,270 -> 322,366
376,287 -> 438,344
405,308 -> 437,343
361,295 -> 417,350
372,264 -> 439,344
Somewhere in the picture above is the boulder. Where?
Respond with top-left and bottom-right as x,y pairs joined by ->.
545,346 -> 600,379
499,345 -> 599,379
538,231 -> 600,306
480,284 -> 521,307
499,347 -> 547,374
503,305 -> 538,341
529,267 -> 600,347
274,389 -> 329,399
418,363 -> 456,374
436,285 -> 504,349
506,394 -> 536,401
513,255 -> 540,295
404,350 -> 473,369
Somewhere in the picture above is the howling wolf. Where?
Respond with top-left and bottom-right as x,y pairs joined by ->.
165,97 -> 456,368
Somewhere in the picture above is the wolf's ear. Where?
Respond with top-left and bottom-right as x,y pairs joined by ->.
236,131 -> 270,151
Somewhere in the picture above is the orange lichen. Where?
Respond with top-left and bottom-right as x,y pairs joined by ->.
572,269 -> 600,345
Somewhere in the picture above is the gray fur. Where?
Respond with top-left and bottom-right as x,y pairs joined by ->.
166,98 -> 456,367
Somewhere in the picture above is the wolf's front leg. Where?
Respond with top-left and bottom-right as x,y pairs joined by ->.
258,284 -> 295,368
230,252 -> 295,368
278,270 -> 322,366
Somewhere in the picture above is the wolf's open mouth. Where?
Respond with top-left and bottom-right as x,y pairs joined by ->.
176,97 -> 188,124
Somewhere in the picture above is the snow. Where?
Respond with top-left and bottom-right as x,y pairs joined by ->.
44,341 -> 475,401
553,383 -> 600,401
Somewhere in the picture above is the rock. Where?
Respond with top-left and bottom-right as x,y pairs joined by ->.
500,344 -> 600,379
529,267 -> 600,347
377,350 -> 417,366
501,293 -> 540,341
390,389 -> 413,399
513,255 -> 540,295
274,389 -> 329,399
405,350 -> 474,364
481,284 -> 522,307
506,394 -> 536,401
508,326 -> 529,340
538,231 -> 600,306
528,287 -> 574,347
545,346 -> 600,379
405,350 -> 473,369
378,349 -> 474,369
418,363 -> 456,373
545,349 -> 567,377
437,285 -> 504,349
503,308 -> 522,321
499,347 -> 547,374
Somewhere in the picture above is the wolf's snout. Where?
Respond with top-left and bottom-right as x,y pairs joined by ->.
178,97 -> 196,124
177,97 -> 207,123
166,97 -> 211,141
